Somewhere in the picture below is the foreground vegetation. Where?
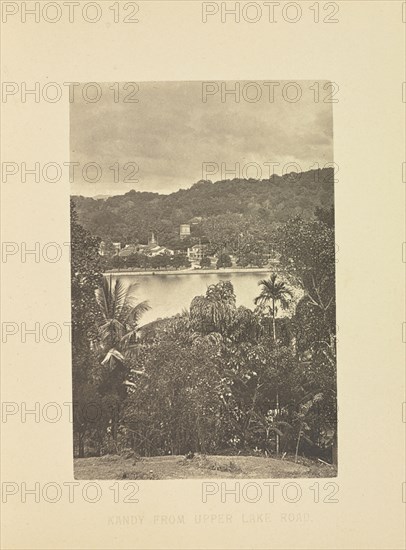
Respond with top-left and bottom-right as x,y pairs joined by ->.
71,192 -> 337,470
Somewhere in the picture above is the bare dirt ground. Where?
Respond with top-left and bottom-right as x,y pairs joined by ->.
74,454 -> 337,480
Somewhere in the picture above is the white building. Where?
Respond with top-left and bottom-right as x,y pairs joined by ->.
180,224 -> 191,239
187,243 -> 207,262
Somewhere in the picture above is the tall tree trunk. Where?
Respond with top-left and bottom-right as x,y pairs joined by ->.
275,392 -> 280,455
78,432 -> 85,458
272,299 -> 276,344
295,427 -> 302,463
272,299 -> 280,455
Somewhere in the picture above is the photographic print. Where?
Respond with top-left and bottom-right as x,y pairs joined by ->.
3,2 -> 405,548
70,80 -> 337,480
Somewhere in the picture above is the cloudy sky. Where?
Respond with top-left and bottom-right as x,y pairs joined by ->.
70,81 -> 333,196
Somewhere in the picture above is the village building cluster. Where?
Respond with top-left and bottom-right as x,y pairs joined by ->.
118,232 -> 175,259
99,222 -> 280,270
100,224 -> 210,268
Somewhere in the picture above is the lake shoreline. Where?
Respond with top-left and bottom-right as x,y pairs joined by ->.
104,267 -> 280,277
105,268 -> 301,324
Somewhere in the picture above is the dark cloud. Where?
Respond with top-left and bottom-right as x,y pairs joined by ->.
70,81 -> 333,196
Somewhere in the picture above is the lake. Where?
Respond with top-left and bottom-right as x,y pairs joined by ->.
108,270 -> 300,325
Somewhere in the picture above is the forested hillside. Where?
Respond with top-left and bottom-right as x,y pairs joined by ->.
72,167 -> 334,247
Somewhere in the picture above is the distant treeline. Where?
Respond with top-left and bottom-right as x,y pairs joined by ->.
72,168 -> 334,251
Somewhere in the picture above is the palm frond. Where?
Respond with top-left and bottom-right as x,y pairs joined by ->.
268,427 -> 284,437
95,277 -> 112,319
122,282 -> 141,309
112,278 -> 130,320
101,348 -> 125,366
96,277 -> 150,352
255,275 -> 293,310
125,300 -> 151,324
98,318 -> 126,345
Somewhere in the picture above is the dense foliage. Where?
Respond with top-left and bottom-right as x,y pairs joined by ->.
72,168 -> 334,256
71,196 -> 337,463
70,200 -> 104,457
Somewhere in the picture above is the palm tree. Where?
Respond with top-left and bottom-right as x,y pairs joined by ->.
95,276 -> 150,446
254,274 -> 292,455
254,274 -> 293,343
190,281 -> 236,337
95,275 -> 150,357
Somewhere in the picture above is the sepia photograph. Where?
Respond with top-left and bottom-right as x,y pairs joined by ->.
1,2 -> 405,549
70,81 -> 337,480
